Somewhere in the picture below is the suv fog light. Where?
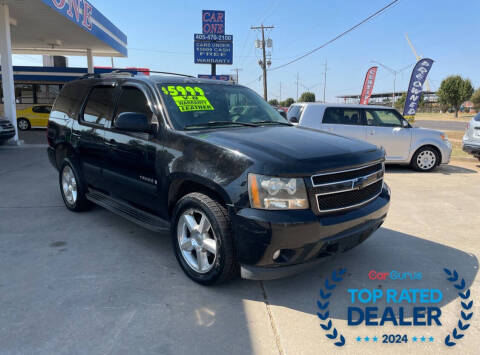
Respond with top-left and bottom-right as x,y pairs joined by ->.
273,250 -> 281,260
272,249 -> 295,263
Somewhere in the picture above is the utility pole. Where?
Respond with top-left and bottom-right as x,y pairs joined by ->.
296,72 -> 299,101
371,60 -> 412,107
323,60 -> 327,103
231,67 -> 242,84
279,82 -> 282,103
251,24 -> 274,100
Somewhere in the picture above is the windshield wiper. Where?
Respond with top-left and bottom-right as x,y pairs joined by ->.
184,121 -> 257,130
251,120 -> 293,126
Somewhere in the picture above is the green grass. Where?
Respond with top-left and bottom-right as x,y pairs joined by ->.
414,112 -> 474,122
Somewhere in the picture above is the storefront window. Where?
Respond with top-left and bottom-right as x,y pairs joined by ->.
15,84 -> 34,104
37,84 -> 61,104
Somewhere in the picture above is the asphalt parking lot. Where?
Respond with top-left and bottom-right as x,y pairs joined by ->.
0,147 -> 479,355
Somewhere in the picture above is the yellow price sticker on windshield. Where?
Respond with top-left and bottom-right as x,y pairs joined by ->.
161,85 -> 214,112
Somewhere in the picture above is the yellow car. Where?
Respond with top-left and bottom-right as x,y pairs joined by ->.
16,105 -> 52,130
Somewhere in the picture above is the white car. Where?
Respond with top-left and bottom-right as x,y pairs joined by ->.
462,113 -> 480,161
288,103 -> 452,171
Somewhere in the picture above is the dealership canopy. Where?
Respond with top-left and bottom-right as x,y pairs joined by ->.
0,0 -> 128,143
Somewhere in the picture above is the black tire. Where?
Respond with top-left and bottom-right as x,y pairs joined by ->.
171,192 -> 238,285
59,159 -> 91,212
410,146 -> 439,172
17,118 -> 30,131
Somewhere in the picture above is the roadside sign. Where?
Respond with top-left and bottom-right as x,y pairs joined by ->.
202,10 -> 225,34
194,34 -> 233,64
197,74 -> 232,81
195,10 -> 233,68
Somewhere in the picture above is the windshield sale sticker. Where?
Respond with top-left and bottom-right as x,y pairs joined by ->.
161,86 -> 214,112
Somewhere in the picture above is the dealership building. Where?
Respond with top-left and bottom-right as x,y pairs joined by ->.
0,0 -> 128,144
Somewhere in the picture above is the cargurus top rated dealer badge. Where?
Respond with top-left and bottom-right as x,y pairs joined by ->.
315,267 -> 475,353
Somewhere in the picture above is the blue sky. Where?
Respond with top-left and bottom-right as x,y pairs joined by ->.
13,0 -> 480,102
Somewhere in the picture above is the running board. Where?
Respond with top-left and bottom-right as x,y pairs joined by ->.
86,189 -> 170,232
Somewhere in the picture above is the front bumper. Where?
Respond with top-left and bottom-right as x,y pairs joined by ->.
463,142 -> 480,157
0,130 -> 15,142
232,185 -> 390,280
440,140 -> 452,164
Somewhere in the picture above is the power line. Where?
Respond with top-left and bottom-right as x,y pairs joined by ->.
244,75 -> 262,86
269,0 -> 400,71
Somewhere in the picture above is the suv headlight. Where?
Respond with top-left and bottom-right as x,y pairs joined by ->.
248,173 -> 309,210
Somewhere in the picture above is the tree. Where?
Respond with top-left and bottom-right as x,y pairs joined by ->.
471,89 -> 480,110
280,98 -> 295,107
436,75 -> 474,117
298,92 -> 315,102
395,93 -> 424,112
394,93 -> 406,111
268,99 -> 279,106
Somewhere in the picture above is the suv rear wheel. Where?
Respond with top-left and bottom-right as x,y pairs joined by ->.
411,146 -> 439,172
59,160 -> 91,211
171,192 -> 238,285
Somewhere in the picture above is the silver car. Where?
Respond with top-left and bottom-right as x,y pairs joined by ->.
289,103 -> 452,171
462,113 -> 480,161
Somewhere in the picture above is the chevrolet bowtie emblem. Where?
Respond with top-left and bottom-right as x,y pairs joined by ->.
352,176 -> 367,190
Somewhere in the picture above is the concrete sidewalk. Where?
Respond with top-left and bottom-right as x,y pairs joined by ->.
0,147 -> 479,355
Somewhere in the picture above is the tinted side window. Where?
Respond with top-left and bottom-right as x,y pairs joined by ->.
82,87 -> 116,125
33,106 -> 51,114
51,83 -> 87,120
366,109 -> 403,127
323,108 -> 363,125
115,87 -> 152,120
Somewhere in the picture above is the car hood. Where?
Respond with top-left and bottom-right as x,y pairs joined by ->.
186,125 -> 383,175
412,127 -> 445,138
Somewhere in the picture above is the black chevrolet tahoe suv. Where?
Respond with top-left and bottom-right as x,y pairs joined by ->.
47,72 -> 390,285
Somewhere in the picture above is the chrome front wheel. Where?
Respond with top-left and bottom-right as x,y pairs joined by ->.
177,209 -> 218,274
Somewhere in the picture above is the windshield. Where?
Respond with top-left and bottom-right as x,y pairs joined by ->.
157,83 -> 290,130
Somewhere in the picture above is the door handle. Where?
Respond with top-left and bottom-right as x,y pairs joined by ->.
105,139 -> 116,146
369,130 -> 375,135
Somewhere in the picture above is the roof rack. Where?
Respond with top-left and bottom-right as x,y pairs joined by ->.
77,70 -> 196,80
77,73 -> 101,80
141,70 -> 195,78
99,70 -> 134,78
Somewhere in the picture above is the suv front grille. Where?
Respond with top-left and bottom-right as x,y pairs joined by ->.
312,162 -> 383,185
311,161 -> 384,213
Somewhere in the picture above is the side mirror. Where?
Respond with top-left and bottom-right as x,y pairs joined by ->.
401,119 -> 410,128
289,116 -> 298,123
114,112 -> 151,132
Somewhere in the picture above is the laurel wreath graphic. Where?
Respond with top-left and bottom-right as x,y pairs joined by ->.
316,268 -> 347,347
443,268 -> 473,347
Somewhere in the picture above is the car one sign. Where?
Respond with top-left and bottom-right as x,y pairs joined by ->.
202,10 -> 225,35
47,0 -> 93,31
